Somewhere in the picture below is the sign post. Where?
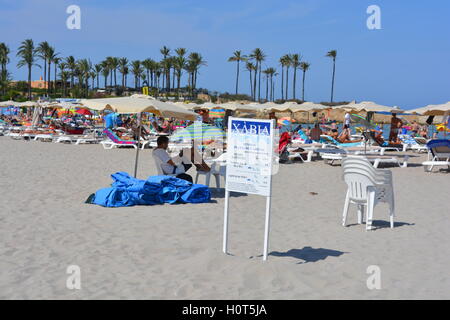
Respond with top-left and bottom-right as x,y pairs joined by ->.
223,117 -> 275,261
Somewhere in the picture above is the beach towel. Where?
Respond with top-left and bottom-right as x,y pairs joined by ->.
89,172 -> 211,207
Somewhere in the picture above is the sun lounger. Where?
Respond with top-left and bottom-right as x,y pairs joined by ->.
398,134 -> 428,153
101,128 -> 138,149
422,139 -> 450,172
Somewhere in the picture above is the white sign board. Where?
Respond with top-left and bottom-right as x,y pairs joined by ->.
225,118 -> 274,196
223,117 -> 275,261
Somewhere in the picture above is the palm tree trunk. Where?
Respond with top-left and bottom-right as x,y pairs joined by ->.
302,71 -> 306,101
43,59 -> 47,94
331,59 -> 336,102
235,61 -> 239,95
281,66 -> 284,100
293,68 -> 297,100
258,64 -> 262,102
253,63 -> 257,101
48,62 -> 51,94
265,75 -> 268,101
285,67 -> 289,100
249,70 -> 253,98
55,65 -> 58,94
28,65 -> 32,99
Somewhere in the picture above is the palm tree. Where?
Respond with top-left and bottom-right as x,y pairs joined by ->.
291,53 -> 301,100
160,46 -> 170,90
250,48 -> 266,101
281,54 -> 292,100
65,56 -> 76,89
173,56 -> 186,95
117,58 -> 128,89
101,60 -> 110,89
141,59 -> 153,88
299,62 -> 310,101
187,52 -> 206,95
109,57 -> 119,87
46,47 -> 58,94
265,67 -> 276,101
93,63 -> 102,89
77,58 -> 92,97
326,50 -> 337,102
53,57 -> 60,94
17,39 -> 38,99
60,70 -> 70,96
228,50 -> 247,95
0,43 -> 9,75
262,69 -> 270,101
279,56 -> 285,100
36,41 -> 50,93
0,43 -> 10,95
131,60 -> 142,90
245,62 -> 256,98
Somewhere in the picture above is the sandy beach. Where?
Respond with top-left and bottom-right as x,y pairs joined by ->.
1,136 -> 449,299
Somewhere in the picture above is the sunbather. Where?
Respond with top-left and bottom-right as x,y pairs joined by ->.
337,125 -> 362,144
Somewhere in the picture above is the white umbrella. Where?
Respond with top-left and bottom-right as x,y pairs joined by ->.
334,101 -> 404,113
81,96 -> 197,177
17,101 -> 40,107
410,102 -> 450,116
0,100 -> 19,107
80,96 -> 197,120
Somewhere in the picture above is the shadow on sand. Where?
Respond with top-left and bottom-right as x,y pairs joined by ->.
211,189 -> 248,199
269,246 -> 347,264
346,220 -> 414,230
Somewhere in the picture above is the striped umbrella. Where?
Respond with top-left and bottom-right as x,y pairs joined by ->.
171,122 -> 225,142
209,108 -> 225,118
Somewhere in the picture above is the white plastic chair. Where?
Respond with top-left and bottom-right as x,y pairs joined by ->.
342,157 -> 395,230
195,152 -> 227,188
152,153 -> 177,176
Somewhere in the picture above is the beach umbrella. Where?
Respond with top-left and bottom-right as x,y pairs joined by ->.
334,101 -> 404,113
209,108 -> 225,118
0,100 -> 19,107
81,96 -> 197,177
80,96 -> 197,120
410,102 -> 450,116
17,101 -> 40,107
171,122 -> 225,143
75,108 -> 93,116
350,113 -> 376,129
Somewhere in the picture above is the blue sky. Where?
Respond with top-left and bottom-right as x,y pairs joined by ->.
1,0 -> 449,109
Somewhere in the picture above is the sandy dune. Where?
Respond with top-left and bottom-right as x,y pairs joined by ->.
0,137 -> 449,299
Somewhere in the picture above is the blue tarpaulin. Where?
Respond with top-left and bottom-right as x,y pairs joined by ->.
89,172 -> 211,207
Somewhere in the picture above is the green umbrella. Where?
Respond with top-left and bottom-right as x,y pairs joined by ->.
350,113 -> 376,129
171,122 -> 225,142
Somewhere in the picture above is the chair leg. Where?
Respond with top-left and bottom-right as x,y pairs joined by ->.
389,194 -> 395,229
205,173 -> 211,187
366,192 -> 375,231
357,204 -> 363,224
195,172 -> 199,184
214,174 -> 220,188
342,190 -> 350,226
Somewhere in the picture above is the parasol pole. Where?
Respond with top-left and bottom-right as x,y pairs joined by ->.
133,112 -> 142,178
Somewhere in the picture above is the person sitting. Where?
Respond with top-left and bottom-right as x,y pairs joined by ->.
337,125 -> 362,144
330,128 -> 339,141
419,125 -> 428,139
309,123 -> 322,141
152,136 -> 210,183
